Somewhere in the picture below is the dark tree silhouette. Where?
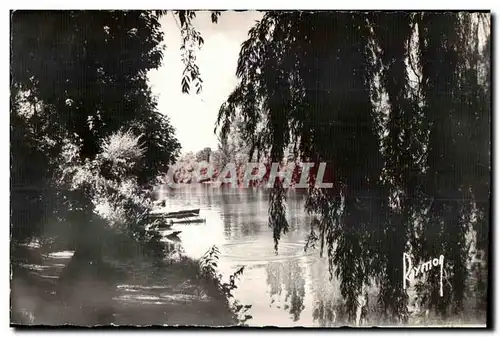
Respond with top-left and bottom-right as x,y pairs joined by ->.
10,11 -> 220,313
217,12 -> 491,323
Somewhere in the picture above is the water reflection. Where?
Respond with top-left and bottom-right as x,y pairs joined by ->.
14,186 -> 487,326
307,257 -> 344,326
266,259 -> 306,322
219,192 -> 264,240
157,186 -> 339,326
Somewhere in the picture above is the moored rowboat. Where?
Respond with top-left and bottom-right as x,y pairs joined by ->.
149,208 -> 200,219
170,218 -> 206,225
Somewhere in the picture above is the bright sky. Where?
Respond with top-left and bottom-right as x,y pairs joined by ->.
148,11 -> 263,154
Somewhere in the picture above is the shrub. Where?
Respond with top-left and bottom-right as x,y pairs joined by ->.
199,246 -> 252,325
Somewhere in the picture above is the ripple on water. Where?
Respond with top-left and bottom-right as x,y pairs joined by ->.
221,241 -> 316,264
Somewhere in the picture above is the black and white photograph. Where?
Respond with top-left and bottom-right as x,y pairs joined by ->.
9,9 -> 491,328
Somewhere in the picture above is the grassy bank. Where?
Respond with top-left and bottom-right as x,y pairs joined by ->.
10,241 -> 236,327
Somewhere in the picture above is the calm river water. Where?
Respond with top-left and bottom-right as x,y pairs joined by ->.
12,185 -> 486,326
155,186 -> 343,327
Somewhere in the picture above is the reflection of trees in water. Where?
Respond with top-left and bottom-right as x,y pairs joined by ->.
266,259 -> 305,322
203,187 -> 214,209
222,213 -> 263,241
220,191 -> 264,240
220,192 -> 240,239
313,300 -> 334,327
307,258 -> 341,326
308,257 -> 368,327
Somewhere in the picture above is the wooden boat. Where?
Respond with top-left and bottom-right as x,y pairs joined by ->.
170,218 -> 206,225
168,209 -> 200,217
152,200 -> 166,207
165,230 -> 182,240
149,208 -> 200,219
164,235 -> 181,243
151,223 -> 173,230
146,220 -> 171,231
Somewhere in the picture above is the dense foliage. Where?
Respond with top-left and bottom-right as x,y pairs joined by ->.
10,10 -> 219,260
217,12 -> 491,323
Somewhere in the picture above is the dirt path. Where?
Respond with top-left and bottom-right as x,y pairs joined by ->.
11,246 -> 235,327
